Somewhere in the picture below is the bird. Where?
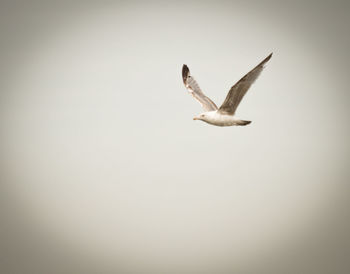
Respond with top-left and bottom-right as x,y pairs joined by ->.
182,53 -> 272,127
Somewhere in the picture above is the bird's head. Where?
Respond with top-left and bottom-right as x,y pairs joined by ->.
193,113 -> 207,121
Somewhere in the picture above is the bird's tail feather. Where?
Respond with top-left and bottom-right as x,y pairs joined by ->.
237,120 -> 251,126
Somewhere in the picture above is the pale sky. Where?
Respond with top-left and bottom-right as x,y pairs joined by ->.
1,1 -> 349,273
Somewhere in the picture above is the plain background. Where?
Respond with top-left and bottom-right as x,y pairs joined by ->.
1,0 -> 349,273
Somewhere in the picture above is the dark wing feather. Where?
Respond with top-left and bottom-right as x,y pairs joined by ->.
182,65 -> 218,112
218,53 -> 272,115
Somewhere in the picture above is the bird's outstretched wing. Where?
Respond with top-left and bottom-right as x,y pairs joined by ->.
218,53 -> 272,115
182,65 -> 218,112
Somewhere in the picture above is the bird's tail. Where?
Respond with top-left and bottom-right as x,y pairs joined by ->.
237,120 -> 251,126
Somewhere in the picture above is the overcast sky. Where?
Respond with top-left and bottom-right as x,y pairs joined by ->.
1,1 -> 349,273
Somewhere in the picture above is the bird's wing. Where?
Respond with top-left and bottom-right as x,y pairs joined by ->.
182,64 -> 218,112
218,53 -> 272,115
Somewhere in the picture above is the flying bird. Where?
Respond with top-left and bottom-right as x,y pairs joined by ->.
182,53 -> 272,127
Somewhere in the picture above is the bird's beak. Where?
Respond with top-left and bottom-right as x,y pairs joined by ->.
193,117 -> 198,120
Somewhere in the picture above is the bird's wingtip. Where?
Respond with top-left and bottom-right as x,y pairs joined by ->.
266,52 -> 273,61
258,53 -> 273,67
182,64 -> 190,83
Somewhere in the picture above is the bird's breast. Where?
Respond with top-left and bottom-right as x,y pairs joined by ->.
205,113 -> 237,127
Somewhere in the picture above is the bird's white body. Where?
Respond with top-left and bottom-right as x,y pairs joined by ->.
194,111 -> 249,127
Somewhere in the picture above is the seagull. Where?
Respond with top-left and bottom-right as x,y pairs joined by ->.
182,53 -> 272,127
